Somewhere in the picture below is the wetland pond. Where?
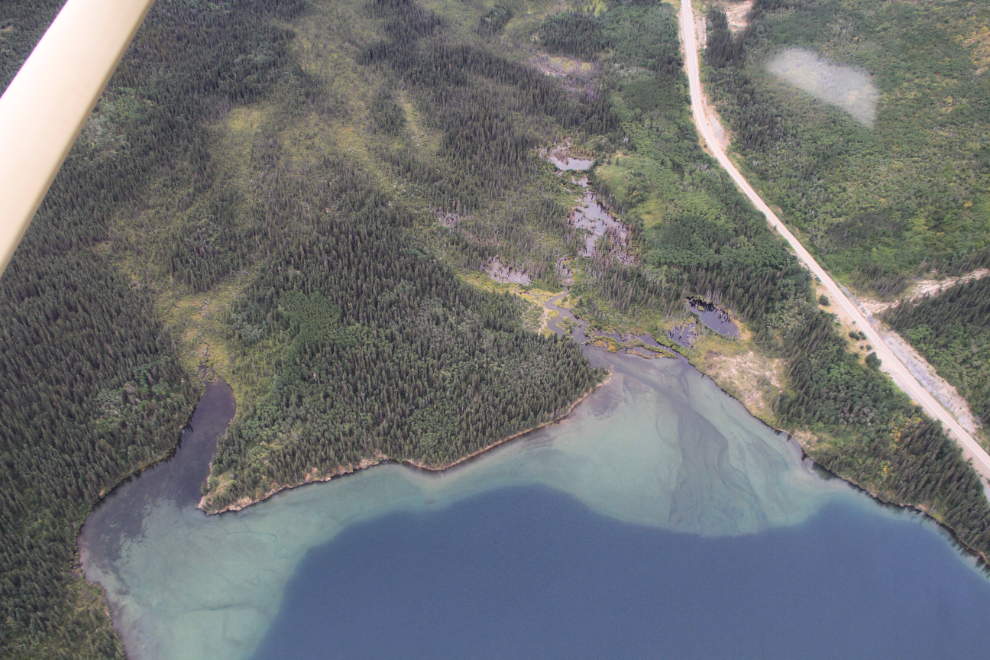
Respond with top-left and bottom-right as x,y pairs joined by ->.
688,297 -> 739,338
546,155 -> 595,171
81,309 -> 990,660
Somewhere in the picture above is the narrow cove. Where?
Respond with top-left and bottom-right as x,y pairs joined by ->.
80,322 -> 990,660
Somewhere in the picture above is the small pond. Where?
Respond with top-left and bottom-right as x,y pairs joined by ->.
688,297 -> 739,338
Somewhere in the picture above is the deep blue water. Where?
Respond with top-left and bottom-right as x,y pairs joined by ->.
251,486 -> 990,660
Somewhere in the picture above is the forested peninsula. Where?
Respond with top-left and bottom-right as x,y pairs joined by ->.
2,0 -> 990,657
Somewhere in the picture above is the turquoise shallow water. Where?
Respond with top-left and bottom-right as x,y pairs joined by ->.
80,350 -> 990,659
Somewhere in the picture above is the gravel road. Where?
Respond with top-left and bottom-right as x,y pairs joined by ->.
678,0 -> 990,483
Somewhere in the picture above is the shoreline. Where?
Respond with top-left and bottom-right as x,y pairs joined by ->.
181,278 -> 990,566
696,365 -> 990,569
96,333 -> 989,578
195,296 -> 990,568
806,454 -> 990,570
200,370 -> 614,514
402,370 -> 613,473
679,0 -> 990,479
81,395 -> 205,514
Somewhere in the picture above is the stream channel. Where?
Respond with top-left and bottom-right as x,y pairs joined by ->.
80,300 -> 990,660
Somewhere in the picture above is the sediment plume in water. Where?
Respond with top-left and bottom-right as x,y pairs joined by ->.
82,341 -> 852,659
79,301 -> 990,660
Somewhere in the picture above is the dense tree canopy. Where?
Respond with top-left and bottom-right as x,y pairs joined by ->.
705,0 -> 990,297
2,0 -> 990,656
884,278 -> 990,428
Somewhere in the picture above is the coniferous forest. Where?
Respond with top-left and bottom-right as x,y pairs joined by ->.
530,0 -> 990,560
2,0 -> 990,657
884,278 -> 990,430
703,0 -> 990,298
0,0 -> 599,655
1,0 -> 301,655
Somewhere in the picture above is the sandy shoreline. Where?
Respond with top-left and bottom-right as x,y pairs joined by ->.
202,370 -> 614,514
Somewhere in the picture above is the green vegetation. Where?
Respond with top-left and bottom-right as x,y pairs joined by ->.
0,0 -> 303,651
541,3 -> 814,351
884,278 -> 990,429
776,311 -> 988,546
476,4 -> 513,37
0,248 -> 196,659
705,0 -> 990,298
4,0 -> 990,655
201,145 -> 602,509
697,0 -> 990,540
865,351 -> 880,370
538,4 -> 682,75
0,0 -> 605,653
358,0 -> 619,287
549,2 -> 990,560
198,0 -> 615,509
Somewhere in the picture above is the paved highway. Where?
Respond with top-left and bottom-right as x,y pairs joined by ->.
678,0 -> 990,482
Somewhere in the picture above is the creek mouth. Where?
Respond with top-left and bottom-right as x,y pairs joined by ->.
79,298 -> 990,660
79,380 -> 235,570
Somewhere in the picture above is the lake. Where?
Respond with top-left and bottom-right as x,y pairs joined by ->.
252,488 -> 990,660
80,336 -> 990,660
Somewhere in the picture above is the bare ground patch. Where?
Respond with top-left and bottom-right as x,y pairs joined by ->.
531,53 -> 600,96
876,324 -> 982,436
721,0 -> 754,34
484,257 -> 532,285
858,268 -> 990,316
700,349 -> 785,421
816,282 -> 874,364
840,281 -> 984,437
964,24 -> 990,75
531,53 -> 597,80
